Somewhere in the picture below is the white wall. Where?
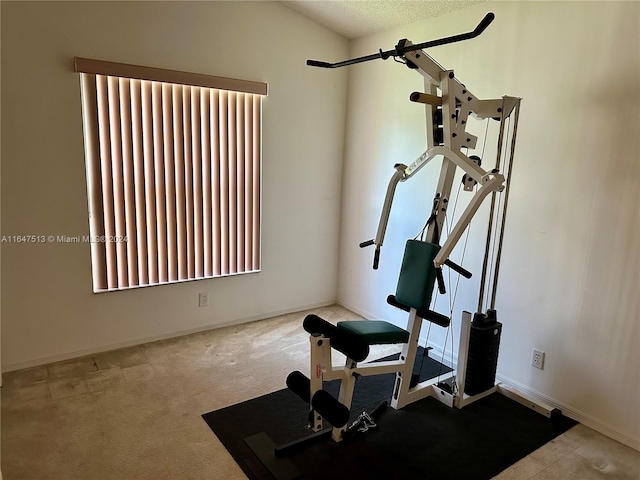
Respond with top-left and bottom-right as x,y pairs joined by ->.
338,1 -> 639,447
1,1 -> 348,369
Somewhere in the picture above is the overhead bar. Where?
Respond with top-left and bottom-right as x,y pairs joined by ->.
307,13 -> 495,69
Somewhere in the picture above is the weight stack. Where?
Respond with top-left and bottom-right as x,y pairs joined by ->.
464,310 -> 502,396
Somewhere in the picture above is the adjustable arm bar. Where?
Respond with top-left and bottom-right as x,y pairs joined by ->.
434,173 -> 504,268
360,165 -> 406,269
307,13 -> 494,69
361,148 -> 504,270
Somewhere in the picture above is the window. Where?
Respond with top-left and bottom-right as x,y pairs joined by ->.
76,58 -> 267,292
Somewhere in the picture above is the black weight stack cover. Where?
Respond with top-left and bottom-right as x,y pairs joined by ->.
464,311 -> 502,396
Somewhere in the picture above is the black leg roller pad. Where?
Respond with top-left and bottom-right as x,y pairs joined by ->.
303,314 -> 336,337
311,390 -> 350,429
286,371 -> 311,404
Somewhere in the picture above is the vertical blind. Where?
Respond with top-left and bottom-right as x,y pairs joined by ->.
76,58 -> 266,292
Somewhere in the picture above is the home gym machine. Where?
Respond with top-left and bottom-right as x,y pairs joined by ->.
246,13 -> 559,478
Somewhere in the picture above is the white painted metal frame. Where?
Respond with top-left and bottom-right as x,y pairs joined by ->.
372,40 -> 517,261
306,37 -> 554,444
307,308 -> 555,443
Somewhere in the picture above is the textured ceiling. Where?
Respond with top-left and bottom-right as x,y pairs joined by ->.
282,0 -> 485,39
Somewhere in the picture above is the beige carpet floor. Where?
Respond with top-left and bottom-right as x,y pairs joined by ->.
2,304 -> 639,479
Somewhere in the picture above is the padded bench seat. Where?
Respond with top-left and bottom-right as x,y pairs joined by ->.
337,320 -> 410,346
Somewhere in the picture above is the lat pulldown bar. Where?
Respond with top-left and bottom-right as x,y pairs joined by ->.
307,13 -> 494,69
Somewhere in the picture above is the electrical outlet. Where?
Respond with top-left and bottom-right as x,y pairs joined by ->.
531,349 -> 545,370
198,293 -> 208,308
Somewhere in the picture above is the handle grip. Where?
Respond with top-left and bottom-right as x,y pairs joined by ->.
306,59 -> 333,68
373,247 -> 381,270
436,268 -> 446,294
474,12 -> 495,36
359,239 -> 375,248
444,259 -> 472,279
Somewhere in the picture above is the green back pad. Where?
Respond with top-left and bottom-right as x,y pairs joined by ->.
395,240 -> 440,310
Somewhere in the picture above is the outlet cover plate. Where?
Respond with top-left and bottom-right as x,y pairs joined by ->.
199,293 -> 209,308
532,349 -> 545,369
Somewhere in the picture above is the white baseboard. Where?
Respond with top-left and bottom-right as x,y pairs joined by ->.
495,373 -> 640,451
427,341 -> 639,451
334,300 -> 377,322
424,340 -> 640,451
333,309 -> 640,452
2,300 -> 335,373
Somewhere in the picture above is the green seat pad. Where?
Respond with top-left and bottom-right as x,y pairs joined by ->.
337,320 -> 409,345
